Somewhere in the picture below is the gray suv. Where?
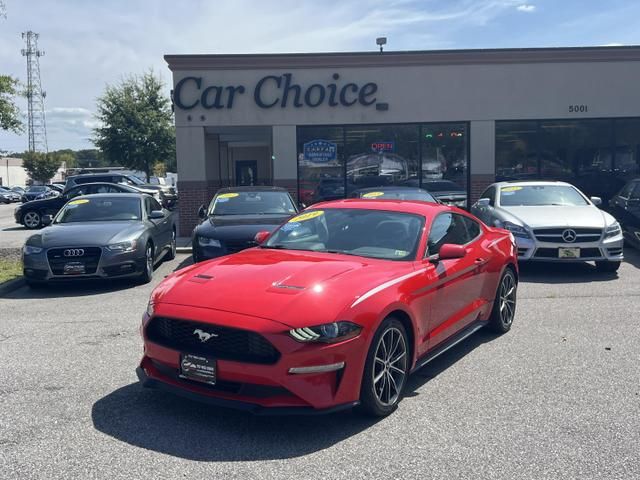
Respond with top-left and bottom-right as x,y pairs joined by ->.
64,173 -> 177,209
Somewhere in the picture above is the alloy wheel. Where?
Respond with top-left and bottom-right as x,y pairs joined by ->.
372,327 -> 408,407
499,273 -> 516,327
146,246 -> 153,274
23,211 -> 40,229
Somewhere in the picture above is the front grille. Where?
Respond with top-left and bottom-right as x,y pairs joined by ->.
533,227 -> 602,243
517,248 -> 529,257
607,247 -> 623,256
146,317 -> 280,365
534,247 -> 602,258
224,240 -> 255,254
46,247 -> 102,275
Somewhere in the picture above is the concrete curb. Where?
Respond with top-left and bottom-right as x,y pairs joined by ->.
0,276 -> 26,296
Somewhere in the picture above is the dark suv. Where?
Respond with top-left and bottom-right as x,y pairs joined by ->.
64,173 -> 177,209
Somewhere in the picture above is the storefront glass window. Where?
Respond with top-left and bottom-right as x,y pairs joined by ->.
495,118 -> 640,203
296,127 -> 344,206
420,123 -> 468,196
496,121 -> 538,181
344,125 -> 419,196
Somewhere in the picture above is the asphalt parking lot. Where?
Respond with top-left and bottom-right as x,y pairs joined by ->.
1,251 -> 639,479
0,202 -> 32,250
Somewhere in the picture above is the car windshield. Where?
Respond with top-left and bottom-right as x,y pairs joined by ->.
264,208 -> 425,261
126,175 -> 146,186
499,185 -> 589,206
28,186 -> 47,192
209,191 -> 297,215
55,197 -> 141,223
358,190 -> 436,202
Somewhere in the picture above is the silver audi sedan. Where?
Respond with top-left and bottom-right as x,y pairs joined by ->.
22,193 -> 176,286
471,181 -> 624,272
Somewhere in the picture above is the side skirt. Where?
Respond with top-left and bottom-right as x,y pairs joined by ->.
411,321 -> 487,374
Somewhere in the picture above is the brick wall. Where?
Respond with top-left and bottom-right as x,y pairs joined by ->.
470,174 -> 495,204
177,180 -> 220,236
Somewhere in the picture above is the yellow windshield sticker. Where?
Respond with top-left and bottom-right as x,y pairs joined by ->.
68,199 -> 89,205
362,191 -> 385,198
394,250 -> 409,256
289,210 -> 324,222
501,186 -> 522,192
217,193 -> 239,199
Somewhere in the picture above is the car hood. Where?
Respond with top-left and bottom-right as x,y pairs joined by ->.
502,205 -> 609,228
195,214 -> 293,240
16,196 -> 61,210
29,221 -> 145,248
152,249 -> 415,328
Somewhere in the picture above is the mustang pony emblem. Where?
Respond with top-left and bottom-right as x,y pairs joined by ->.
193,328 -> 218,343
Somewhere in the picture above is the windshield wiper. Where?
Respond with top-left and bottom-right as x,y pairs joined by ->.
260,244 -> 288,249
323,249 -> 362,257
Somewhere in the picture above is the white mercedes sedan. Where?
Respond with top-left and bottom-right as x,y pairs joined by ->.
471,181 -> 624,272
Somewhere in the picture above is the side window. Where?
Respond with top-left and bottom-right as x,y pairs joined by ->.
143,197 -> 153,215
94,184 -> 113,194
480,186 -> 496,206
149,197 -> 162,211
618,183 -> 634,198
630,183 -> 640,200
427,213 -> 470,256
67,186 -> 85,199
461,216 -> 481,241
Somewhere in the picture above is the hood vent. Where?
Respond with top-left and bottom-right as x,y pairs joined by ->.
189,273 -> 214,284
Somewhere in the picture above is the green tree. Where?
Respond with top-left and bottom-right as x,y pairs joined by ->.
0,75 -> 23,133
51,151 -> 76,169
23,151 -> 61,184
93,71 -> 175,181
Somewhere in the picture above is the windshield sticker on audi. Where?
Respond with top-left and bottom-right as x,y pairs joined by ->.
363,191 -> 385,198
501,186 -> 523,192
218,193 -> 239,199
289,210 -> 324,222
68,199 -> 90,205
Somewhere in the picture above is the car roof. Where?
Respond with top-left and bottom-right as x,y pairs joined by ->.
67,172 -> 130,178
68,182 -> 135,189
493,180 -> 574,188
215,186 -> 289,193
353,186 -> 427,193
69,193 -> 145,200
309,198 -> 458,216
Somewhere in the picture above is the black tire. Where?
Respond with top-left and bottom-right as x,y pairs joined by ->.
138,243 -> 154,284
487,268 -> 518,334
22,210 -> 42,229
165,230 -> 177,261
595,261 -> 621,273
359,317 -> 410,417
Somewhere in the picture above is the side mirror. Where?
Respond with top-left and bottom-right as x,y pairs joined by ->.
438,244 -> 466,260
254,231 -> 270,244
590,196 -> 603,206
149,210 -> 165,220
197,204 -> 207,219
41,215 -> 53,226
476,198 -> 490,208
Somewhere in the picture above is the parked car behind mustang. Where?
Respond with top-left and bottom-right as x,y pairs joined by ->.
609,178 -> 640,249
138,199 -> 518,416
21,185 -> 54,202
192,187 -> 299,262
22,193 -> 176,286
0,186 -> 21,203
14,182 -> 152,229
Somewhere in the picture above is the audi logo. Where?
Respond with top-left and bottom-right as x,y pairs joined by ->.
63,249 -> 85,257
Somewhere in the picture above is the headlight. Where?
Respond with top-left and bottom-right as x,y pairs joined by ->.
106,240 -> 137,252
198,236 -> 221,248
289,321 -> 362,344
604,222 -> 622,239
501,221 -> 531,239
23,245 -> 43,255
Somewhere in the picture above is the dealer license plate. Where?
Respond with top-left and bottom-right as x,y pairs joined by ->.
558,247 -> 580,258
63,261 -> 85,275
179,354 -> 217,385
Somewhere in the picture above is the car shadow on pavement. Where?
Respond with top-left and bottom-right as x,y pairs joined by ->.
518,261 -> 620,284
173,256 -> 194,272
0,279 -> 140,299
1,226 -> 27,232
91,329 -> 500,461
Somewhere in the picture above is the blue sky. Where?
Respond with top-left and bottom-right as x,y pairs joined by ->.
1,0 -> 639,153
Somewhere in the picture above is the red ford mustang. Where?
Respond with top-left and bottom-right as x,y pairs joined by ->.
138,199 -> 518,416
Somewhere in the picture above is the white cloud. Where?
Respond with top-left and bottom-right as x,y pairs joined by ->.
516,4 -> 536,12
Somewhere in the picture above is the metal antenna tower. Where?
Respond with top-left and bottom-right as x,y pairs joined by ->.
21,31 -> 48,153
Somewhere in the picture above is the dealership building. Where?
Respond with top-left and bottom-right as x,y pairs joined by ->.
165,46 -> 640,234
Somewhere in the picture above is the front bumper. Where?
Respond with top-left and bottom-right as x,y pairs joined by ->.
22,246 -> 146,282
514,233 -> 624,262
192,238 -> 256,261
139,304 -> 368,411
